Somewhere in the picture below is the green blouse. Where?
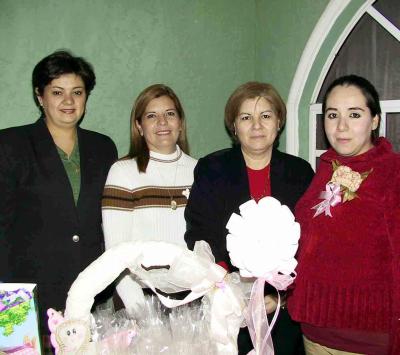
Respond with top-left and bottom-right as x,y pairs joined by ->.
56,141 -> 81,205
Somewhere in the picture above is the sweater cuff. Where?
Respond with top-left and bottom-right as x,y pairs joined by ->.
217,261 -> 230,272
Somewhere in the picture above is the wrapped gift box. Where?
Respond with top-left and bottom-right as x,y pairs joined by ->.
0,283 -> 41,354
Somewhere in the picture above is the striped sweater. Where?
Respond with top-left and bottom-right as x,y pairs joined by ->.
102,147 -> 197,311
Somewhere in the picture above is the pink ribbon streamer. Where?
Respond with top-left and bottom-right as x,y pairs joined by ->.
246,274 -> 294,355
215,280 -> 226,291
311,182 -> 341,217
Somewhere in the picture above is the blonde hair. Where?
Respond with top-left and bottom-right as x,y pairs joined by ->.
127,84 -> 189,172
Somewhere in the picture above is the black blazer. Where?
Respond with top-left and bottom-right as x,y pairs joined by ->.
185,145 -> 314,270
0,119 -> 117,333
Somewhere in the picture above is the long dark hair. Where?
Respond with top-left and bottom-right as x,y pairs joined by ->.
322,75 -> 381,141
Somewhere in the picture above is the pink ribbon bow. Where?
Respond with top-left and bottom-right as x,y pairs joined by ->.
312,182 -> 341,217
246,273 -> 295,355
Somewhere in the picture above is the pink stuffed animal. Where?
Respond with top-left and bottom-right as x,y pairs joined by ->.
47,308 -> 91,354
47,308 -> 65,353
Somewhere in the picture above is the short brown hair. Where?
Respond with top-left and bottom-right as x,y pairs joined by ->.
224,82 -> 286,143
127,84 -> 189,172
32,50 -> 96,117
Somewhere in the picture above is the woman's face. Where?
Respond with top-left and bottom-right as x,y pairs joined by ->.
37,73 -> 87,131
324,85 -> 379,157
136,95 -> 182,154
234,96 -> 279,157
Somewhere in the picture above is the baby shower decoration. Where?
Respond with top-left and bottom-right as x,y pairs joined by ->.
48,241 -> 245,354
226,197 -> 300,354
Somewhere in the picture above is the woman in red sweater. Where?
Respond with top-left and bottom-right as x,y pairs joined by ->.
288,75 -> 400,354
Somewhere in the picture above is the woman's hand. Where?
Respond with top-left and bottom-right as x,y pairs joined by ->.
264,295 -> 279,314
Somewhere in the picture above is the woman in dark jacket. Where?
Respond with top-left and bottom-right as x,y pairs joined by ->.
184,81 -> 314,354
0,50 -> 117,344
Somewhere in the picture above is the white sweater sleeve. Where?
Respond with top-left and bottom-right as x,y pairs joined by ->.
116,274 -> 146,315
102,162 -> 135,249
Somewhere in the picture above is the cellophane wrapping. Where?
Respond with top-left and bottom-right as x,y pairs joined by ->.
91,295 -> 218,354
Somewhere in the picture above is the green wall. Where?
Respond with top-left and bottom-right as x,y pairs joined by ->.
255,0 -> 330,150
256,0 -> 329,95
0,0 -> 330,159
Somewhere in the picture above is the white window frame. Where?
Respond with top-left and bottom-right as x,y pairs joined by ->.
287,0 -> 363,156
287,0 -> 400,160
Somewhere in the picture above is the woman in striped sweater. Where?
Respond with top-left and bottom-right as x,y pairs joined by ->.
102,84 -> 197,313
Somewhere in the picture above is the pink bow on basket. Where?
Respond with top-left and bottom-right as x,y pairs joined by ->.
312,182 -> 341,217
246,274 -> 294,355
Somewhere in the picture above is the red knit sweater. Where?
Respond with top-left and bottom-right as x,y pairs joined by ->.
288,138 -> 400,353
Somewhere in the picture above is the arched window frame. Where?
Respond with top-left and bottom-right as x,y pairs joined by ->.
286,0 -> 400,169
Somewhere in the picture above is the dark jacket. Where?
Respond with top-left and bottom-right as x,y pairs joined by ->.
184,145 -> 314,355
185,145 -> 315,270
0,119 -> 117,333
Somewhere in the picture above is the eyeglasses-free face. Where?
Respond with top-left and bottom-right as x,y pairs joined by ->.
324,85 -> 379,157
136,95 -> 182,154
234,96 -> 280,160
37,73 -> 87,132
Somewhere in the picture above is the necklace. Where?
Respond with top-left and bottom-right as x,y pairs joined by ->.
155,148 -> 180,210
167,160 -> 179,210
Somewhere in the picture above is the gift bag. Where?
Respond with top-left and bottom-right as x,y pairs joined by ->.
0,283 -> 41,354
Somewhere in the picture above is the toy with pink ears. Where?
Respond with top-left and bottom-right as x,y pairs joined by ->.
47,308 -> 92,354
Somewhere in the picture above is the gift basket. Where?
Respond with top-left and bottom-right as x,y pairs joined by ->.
48,240 -> 246,355
48,197 -> 300,355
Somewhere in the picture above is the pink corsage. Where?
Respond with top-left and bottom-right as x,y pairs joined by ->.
312,160 -> 372,217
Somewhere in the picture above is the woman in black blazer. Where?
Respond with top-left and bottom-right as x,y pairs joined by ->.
185,82 -> 314,354
0,51 -> 117,342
